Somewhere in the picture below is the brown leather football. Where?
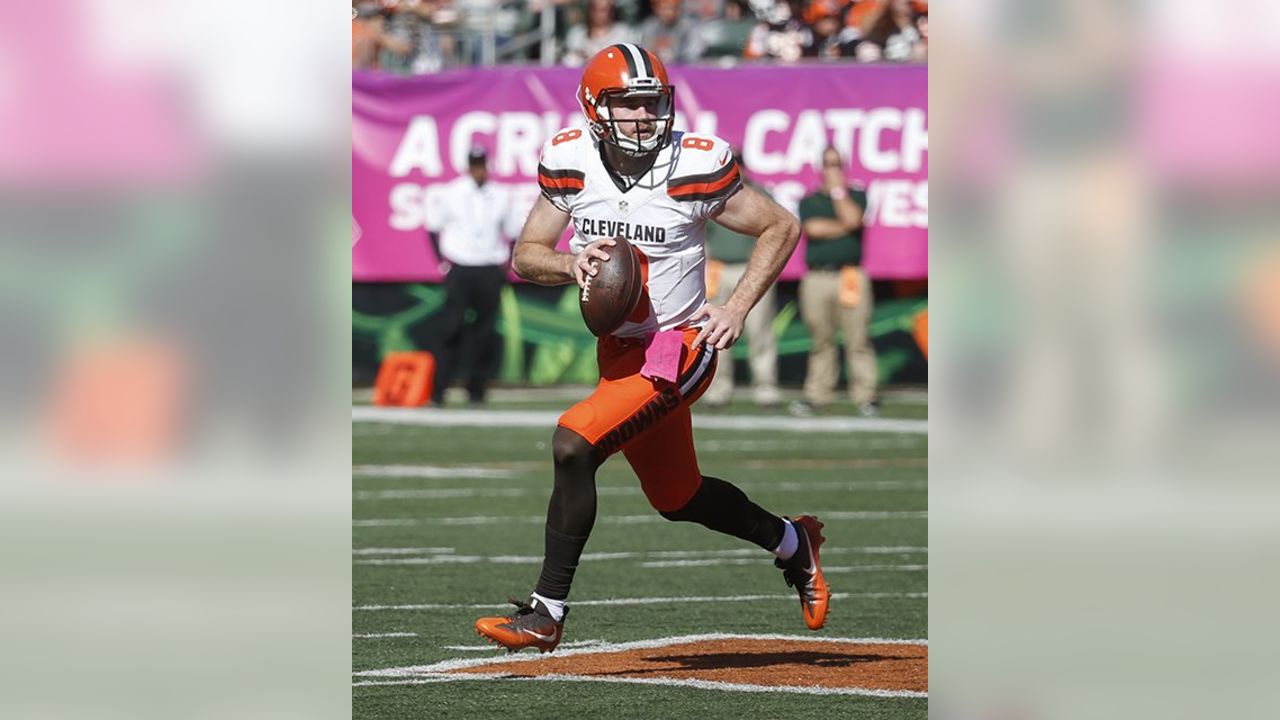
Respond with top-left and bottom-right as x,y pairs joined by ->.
579,236 -> 644,336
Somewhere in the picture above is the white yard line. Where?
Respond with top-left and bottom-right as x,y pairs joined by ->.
443,639 -> 608,652
355,481 -> 925,501
352,547 -> 455,556
842,546 -> 928,554
356,555 -> 488,565
637,558 -> 775,568
357,554 -> 928,569
353,592 -> 927,612
641,546 -> 927,557
352,406 -> 927,435
355,553 -> 615,566
640,558 -> 931,568
352,546 -> 925,561
352,464 -> 515,479
636,559 -> 928,570
356,632 -> 926,676
354,672 -> 927,698
354,511 -> 925,527
354,488 -> 527,500
353,632 -> 418,639
353,632 -> 927,697
353,518 -> 424,527
354,678 -> 456,686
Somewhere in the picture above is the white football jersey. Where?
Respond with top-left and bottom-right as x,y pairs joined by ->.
537,129 -> 743,339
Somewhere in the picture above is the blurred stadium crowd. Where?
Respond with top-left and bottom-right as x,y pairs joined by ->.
352,0 -> 927,73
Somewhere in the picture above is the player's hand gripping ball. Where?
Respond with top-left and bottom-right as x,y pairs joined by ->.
578,236 -> 643,336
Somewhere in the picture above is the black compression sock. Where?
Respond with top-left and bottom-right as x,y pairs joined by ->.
659,476 -> 786,551
534,524 -> 590,600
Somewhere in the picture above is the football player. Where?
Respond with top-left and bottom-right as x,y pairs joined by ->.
475,43 -> 829,652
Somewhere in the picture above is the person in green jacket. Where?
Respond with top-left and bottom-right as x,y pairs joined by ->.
793,146 -> 879,417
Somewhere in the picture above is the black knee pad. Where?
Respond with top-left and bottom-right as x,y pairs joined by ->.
552,426 -> 595,472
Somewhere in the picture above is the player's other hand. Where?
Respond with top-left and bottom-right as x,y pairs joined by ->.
572,238 -> 617,288
690,303 -> 747,350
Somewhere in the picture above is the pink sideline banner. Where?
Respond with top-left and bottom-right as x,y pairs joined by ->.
353,64 -> 927,282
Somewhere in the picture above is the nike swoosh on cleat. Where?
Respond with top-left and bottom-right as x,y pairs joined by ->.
524,627 -> 559,643
799,533 -> 818,576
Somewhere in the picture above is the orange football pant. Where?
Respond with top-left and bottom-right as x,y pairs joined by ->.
557,328 -> 717,512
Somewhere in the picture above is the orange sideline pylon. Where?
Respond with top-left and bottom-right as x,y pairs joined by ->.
373,351 -> 436,407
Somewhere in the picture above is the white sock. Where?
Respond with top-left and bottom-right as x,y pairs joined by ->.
530,592 -> 566,622
772,519 -> 799,561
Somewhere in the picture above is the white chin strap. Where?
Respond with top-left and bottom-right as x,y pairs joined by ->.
625,126 -> 664,153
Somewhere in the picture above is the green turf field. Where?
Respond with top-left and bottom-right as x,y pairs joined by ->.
353,396 -> 927,719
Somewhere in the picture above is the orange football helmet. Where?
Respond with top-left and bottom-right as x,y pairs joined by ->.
578,43 -> 675,156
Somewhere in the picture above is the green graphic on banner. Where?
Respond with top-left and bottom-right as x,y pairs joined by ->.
353,283 -> 925,386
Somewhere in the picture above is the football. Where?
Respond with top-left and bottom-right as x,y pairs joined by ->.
580,236 -> 644,336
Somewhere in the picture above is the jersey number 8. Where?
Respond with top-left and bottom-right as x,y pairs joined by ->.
552,129 -> 583,146
681,137 -> 714,152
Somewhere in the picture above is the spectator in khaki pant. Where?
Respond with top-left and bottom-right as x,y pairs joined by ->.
792,146 -> 880,417
703,151 -> 782,409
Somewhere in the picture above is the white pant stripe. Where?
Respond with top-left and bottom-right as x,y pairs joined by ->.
679,343 -> 713,396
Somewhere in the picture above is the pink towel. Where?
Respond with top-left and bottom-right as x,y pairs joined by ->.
640,330 -> 683,383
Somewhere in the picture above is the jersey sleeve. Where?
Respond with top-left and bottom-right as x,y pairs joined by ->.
536,129 -> 587,213
666,134 -> 744,220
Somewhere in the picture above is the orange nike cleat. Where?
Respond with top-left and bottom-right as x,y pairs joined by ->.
475,598 -> 567,653
776,515 -> 831,630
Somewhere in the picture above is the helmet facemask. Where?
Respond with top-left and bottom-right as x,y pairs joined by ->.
590,80 -> 675,158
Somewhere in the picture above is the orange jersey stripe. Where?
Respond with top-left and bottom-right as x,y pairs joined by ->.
538,174 -> 585,190
668,165 -> 740,198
